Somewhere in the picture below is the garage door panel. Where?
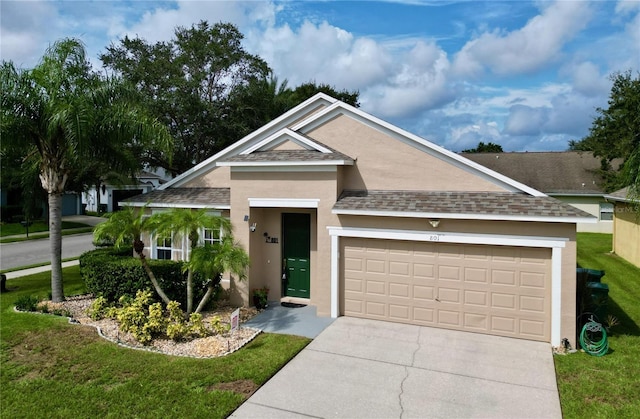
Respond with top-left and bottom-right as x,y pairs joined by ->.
438,310 -> 461,326
438,265 -> 461,281
464,290 -> 488,307
520,272 -> 545,288
413,263 -> 435,278
342,238 -> 551,342
491,270 -> 517,286
464,312 -> 488,330
464,267 -> 489,283
389,283 -> 410,298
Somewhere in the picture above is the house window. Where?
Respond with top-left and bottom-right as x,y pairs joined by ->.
156,235 -> 172,260
203,227 -> 221,245
600,203 -> 614,221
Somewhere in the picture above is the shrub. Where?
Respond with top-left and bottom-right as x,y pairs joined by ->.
14,295 -> 40,311
114,290 -> 166,344
79,247 -> 208,306
89,291 -> 213,345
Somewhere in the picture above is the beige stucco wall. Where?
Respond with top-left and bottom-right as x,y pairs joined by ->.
612,202 -> 640,268
183,166 -> 231,188
226,169 -> 340,309
307,114 -> 507,192
554,195 -> 611,233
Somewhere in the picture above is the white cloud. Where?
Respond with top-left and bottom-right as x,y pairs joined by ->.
453,1 -> 593,76
565,61 -> 610,97
362,40 -> 453,118
503,105 -> 547,136
0,1 -> 59,66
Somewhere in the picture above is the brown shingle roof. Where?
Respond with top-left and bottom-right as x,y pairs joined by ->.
123,188 -> 230,208
333,190 -> 593,220
461,151 -> 621,194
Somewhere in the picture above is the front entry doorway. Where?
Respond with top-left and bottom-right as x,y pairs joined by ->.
282,213 -> 310,298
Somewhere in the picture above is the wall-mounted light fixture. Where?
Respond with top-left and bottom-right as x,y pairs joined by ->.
428,219 -> 440,228
243,214 -> 250,222
250,223 -> 257,232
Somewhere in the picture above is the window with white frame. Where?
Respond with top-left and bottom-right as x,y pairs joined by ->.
156,234 -> 172,260
203,227 -> 221,245
599,202 -> 614,221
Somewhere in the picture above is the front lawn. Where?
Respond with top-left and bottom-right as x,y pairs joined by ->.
0,267 -> 310,418
555,233 -> 640,418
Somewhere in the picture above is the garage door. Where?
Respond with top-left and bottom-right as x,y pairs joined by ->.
342,238 -> 551,341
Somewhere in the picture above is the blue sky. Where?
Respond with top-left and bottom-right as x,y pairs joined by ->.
1,1 -> 638,153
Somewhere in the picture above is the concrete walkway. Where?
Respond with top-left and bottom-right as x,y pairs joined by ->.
244,303 -> 335,339
232,317 -> 562,418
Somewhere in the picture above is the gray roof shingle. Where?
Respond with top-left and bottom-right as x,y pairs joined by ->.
222,149 -> 353,163
333,190 -> 594,219
461,151 -> 622,194
124,188 -> 230,208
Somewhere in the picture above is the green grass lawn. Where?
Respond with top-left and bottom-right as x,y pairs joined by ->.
0,267 -> 310,418
0,220 -> 90,237
555,233 -> 640,418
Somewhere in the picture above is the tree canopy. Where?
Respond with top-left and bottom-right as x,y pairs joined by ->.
1,38 -> 172,301
569,70 -> 640,197
101,21 -> 270,176
462,141 -> 504,153
101,21 -> 359,176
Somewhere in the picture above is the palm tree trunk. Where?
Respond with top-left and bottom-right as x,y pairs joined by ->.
48,192 -> 64,302
136,251 -> 172,305
194,274 -> 222,314
194,283 -> 215,314
186,269 -> 194,315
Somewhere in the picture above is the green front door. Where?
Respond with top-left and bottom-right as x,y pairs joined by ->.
282,213 -> 310,298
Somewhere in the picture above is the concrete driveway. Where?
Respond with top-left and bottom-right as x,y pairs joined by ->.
231,317 -> 562,418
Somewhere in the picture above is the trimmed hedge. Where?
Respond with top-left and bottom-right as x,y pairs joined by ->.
79,247 -> 208,308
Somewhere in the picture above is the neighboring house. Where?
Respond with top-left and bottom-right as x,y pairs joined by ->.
462,151 -> 618,234
125,93 -> 595,347
83,171 -> 166,213
0,188 -> 80,217
605,187 -> 640,268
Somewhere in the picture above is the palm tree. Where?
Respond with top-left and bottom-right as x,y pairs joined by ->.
189,237 -> 250,314
93,206 -> 171,305
151,208 -> 232,314
1,38 -> 172,302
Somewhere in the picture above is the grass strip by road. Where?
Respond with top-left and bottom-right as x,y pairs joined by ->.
554,233 -> 640,418
1,221 -> 89,237
0,266 -> 311,418
0,257 -> 79,275
0,227 -> 94,244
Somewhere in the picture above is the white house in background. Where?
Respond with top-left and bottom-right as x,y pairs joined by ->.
83,170 -> 167,213
462,151 -> 620,234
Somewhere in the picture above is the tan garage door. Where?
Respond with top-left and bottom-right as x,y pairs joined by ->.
342,238 -> 551,341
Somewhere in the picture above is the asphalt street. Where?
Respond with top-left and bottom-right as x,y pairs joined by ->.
0,233 -> 96,271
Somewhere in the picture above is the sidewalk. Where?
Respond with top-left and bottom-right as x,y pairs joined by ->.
3,260 -> 80,279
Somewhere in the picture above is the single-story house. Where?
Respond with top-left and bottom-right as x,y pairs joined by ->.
125,93 -> 596,347
83,170 -> 166,213
462,151 -> 619,233
605,187 -> 640,268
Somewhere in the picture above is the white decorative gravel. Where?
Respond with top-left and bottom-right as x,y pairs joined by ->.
38,295 -> 262,358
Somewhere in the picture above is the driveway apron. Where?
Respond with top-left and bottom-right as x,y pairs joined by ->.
231,317 -> 562,418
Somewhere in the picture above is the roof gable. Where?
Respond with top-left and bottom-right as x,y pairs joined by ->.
162,93 -> 545,196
